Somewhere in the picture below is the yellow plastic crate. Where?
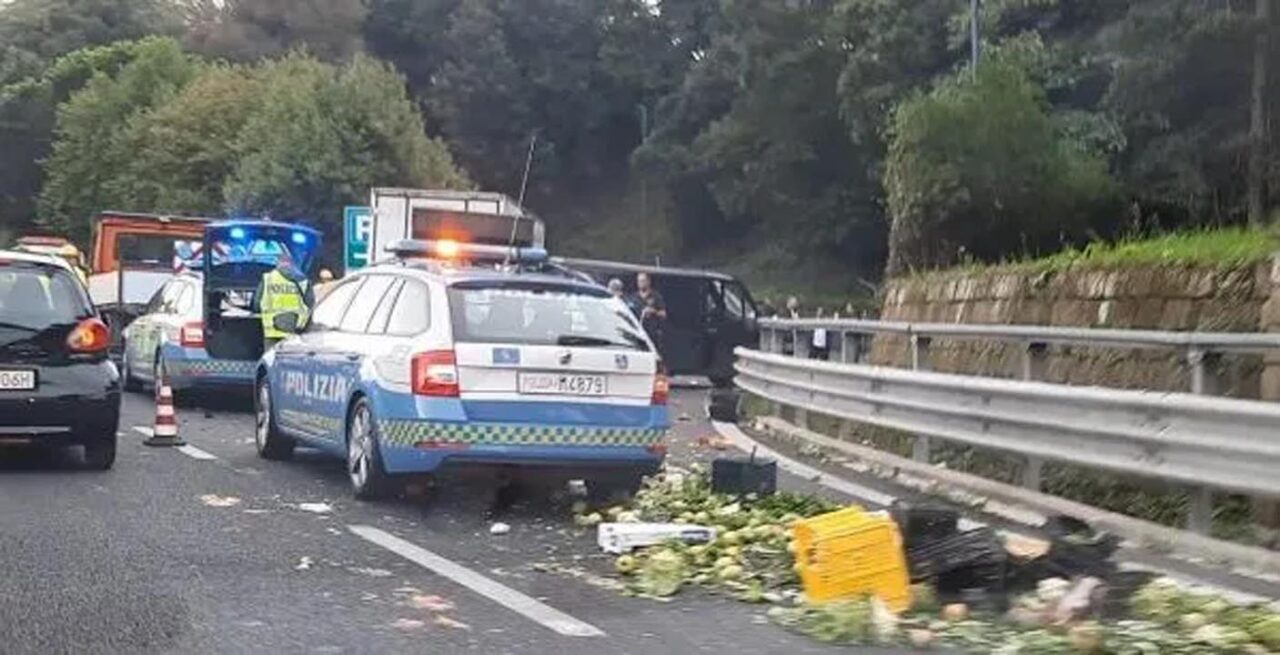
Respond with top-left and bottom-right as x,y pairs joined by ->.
792,506 -> 910,612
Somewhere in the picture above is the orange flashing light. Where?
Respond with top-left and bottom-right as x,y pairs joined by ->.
435,239 -> 462,259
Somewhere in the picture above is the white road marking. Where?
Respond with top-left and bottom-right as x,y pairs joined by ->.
177,445 -> 217,460
348,525 -> 606,638
711,421 -> 898,506
132,425 -> 217,460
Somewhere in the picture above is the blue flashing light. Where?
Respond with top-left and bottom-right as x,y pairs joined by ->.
229,227 -> 247,240
291,231 -> 307,245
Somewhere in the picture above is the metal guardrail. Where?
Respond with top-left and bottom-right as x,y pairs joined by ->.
758,317 -> 1280,395
735,348 -> 1280,533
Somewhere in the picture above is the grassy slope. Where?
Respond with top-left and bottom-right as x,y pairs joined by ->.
926,226 -> 1280,279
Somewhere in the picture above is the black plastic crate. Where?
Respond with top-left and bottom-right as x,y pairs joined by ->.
711,456 -> 777,496
907,527 -> 1007,582
891,500 -> 959,549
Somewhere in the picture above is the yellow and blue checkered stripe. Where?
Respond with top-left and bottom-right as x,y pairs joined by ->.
280,409 -> 342,435
377,420 -> 665,448
168,359 -> 256,378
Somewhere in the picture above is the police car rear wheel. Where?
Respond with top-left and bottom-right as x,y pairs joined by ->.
255,379 -> 294,460
347,399 -> 390,500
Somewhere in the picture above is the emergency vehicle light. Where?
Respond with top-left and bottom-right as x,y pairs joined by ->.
385,239 -> 548,264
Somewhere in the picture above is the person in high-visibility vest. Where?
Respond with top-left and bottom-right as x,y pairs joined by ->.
256,250 -> 313,349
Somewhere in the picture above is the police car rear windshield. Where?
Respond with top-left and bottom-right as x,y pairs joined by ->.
447,281 -> 650,351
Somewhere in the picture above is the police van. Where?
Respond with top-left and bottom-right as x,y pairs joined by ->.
254,240 -> 669,499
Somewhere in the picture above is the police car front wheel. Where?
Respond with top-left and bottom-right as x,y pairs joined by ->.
347,398 -> 391,500
254,379 -> 295,460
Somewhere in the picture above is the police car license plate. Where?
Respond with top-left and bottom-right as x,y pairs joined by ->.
518,372 -> 607,396
0,370 -> 36,390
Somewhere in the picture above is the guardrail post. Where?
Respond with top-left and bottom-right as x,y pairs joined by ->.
910,335 -> 933,462
1018,342 -> 1049,489
795,329 -> 811,359
1185,347 -> 1221,534
1188,488 -> 1215,535
910,335 -> 932,372
1021,342 -> 1048,381
1187,348 -> 1221,396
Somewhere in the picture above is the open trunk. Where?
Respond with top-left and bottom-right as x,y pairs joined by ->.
204,289 -> 263,361
200,221 -> 321,362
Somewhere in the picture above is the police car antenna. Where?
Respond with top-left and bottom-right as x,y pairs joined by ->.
505,133 -> 538,266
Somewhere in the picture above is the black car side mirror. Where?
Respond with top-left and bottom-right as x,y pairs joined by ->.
272,312 -> 300,334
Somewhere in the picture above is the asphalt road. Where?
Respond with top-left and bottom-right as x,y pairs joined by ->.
0,386 -> 905,655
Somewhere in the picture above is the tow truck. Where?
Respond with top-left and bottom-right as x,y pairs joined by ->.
83,211 -> 212,356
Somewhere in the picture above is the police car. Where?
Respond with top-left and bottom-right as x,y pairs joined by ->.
121,221 -> 320,394
120,272 -> 257,392
254,240 -> 669,499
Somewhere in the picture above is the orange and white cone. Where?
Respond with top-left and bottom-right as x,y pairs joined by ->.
144,371 -> 186,447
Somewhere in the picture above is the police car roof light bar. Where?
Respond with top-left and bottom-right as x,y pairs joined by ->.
385,239 -> 548,265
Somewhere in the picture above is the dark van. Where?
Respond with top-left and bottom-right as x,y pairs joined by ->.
553,257 -> 758,387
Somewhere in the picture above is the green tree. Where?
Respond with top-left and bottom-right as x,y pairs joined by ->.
224,53 -> 466,262
883,54 -> 1119,273
183,0 -> 367,63
37,37 -> 201,243
1101,0 -> 1271,227
115,66 -> 263,213
426,0 -> 534,193
0,0 -> 179,87
0,0 -> 179,236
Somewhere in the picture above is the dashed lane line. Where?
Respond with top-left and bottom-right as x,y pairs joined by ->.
131,426 -> 218,461
348,525 -> 606,638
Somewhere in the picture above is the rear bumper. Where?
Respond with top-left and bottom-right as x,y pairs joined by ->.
376,419 -> 667,474
161,344 -> 256,389
0,361 -> 120,444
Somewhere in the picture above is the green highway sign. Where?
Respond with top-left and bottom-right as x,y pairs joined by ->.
344,206 -> 373,272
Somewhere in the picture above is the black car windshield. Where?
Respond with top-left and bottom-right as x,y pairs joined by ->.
448,282 -> 649,350
0,264 -> 90,331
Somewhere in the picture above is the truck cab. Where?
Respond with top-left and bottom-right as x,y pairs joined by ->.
85,211 -> 211,355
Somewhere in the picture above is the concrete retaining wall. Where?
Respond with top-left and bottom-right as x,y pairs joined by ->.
872,259 -> 1279,399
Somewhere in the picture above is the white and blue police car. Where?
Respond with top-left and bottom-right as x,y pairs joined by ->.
254,240 -> 669,499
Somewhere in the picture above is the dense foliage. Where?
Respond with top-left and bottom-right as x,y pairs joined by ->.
1,0 -> 1277,279
32,38 -> 463,257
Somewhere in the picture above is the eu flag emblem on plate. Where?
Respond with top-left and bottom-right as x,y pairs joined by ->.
493,347 -> 520,365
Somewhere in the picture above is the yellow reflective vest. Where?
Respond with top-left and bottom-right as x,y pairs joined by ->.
259,269 -> 310,339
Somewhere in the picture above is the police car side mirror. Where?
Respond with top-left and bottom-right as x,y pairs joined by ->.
272,312 -> 301,334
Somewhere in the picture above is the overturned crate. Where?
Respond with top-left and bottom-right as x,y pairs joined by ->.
792,506 -> 911,612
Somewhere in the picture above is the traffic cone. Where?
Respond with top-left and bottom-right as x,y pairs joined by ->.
144,371 -> 186,447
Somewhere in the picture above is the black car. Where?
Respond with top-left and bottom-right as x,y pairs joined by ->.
0,250 -> 121,469
553,257 -> 759,387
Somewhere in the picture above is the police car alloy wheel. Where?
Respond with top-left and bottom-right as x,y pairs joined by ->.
347,399 -> 390,500
254,379 -> 294,460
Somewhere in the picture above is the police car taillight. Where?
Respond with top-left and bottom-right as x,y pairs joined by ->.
651,371 -> 669,405
180,322 -> 205,348
412,350 -> 460,397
